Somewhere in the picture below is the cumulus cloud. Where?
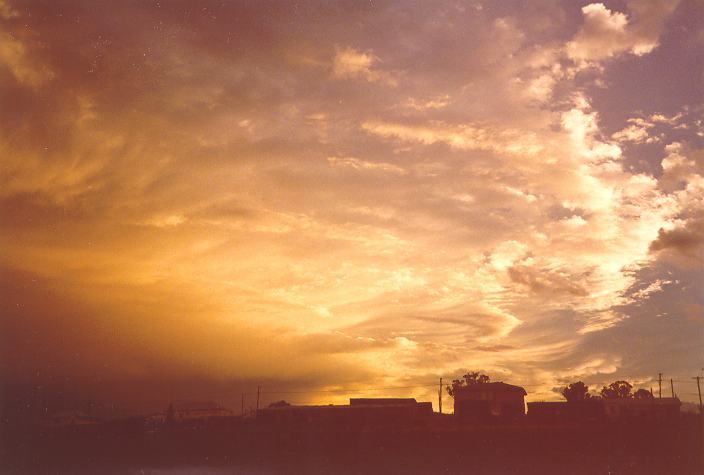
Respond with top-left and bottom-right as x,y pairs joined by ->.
509,1 -> 680,104
612,117 -> 658,144
629,278 -> 671,301
566,1 -> 679,64
561,96 -> 622,162
525,73 -> 558,102
650,217 -> 704,265
660,142 -> 701,189
332,46 -> 398,86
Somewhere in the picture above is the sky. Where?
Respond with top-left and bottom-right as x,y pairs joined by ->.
1,0 -> 703,418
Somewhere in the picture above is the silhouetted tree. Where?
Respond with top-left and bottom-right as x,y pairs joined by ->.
600,381 -> 633,399
446,372 -> 490,397
633,388 -> 654,400
561,381 -> 591,402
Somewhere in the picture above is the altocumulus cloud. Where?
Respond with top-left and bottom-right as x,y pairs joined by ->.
0,0 -> 702,416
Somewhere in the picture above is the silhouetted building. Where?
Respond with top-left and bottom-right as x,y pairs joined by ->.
528,398 -> 682,422
602,397 -> 681,420
527,400 -> 604,422
350,398 -> 420,406
453,382 -> 526,422
173,401 -> 233,421
257,398 -> 432,428
527,401 -> 569,421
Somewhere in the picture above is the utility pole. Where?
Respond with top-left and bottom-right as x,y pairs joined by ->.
256,386 -> 261,416
670,378 -> 675,398
658,373 -> 663,399
694,376 -> 702,414
438,377 -> 443,414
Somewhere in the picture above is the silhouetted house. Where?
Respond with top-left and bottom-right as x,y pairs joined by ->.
527,401 -> 569,421
350,398 -> 421,407
602,397 -> 681,420
257,398 -> 432,428
174,401 -> 233,421
527,400 -> 604,422
350,398 -> 433,422
453,382 -> 526,422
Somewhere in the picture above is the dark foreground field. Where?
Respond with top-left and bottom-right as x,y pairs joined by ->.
2,418 -> 702,474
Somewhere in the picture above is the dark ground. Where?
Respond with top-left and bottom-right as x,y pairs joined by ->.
1,417 -> 702,474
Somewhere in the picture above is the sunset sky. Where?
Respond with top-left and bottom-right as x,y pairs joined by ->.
1,0 -> 703,417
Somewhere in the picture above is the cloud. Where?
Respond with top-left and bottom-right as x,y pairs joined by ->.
0,32 -> 54,87
628,278 -> 671,301
508,265 -> 589,297
403,95 -> 450,111
361,120 -> 543,155
0,0 -> 18,20
660,142 -> 701,189
346,304 -> 522,346
0,0 -> 701,411
0,266 -> 386,414
579,310 -> 628,334
651,144 -> 704,266
509,1 -> 680,104
650,217 -> 704,264
331,46 -> 397,86
561,96 -> 622,162
650,112 -> 684,126
566,1 -> 679,64
557,356 -> 622,379
327,156 -> 406,175
525,73 -> 558,102
612,117 -> 658,144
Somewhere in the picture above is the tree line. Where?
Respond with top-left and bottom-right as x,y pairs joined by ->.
561,380 -> 653,402
446,372 -> 655,401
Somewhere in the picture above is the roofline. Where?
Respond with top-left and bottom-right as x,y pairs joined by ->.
454,382 -> 527,395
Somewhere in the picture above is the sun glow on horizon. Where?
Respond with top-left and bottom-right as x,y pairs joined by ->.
1,0 -> 702,415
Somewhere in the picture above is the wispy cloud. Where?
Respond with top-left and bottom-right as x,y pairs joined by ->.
0,0 -> 701,412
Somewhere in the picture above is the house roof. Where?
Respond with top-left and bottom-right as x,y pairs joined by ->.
527,401 -> 568,406
175,401 -> 229,411
350,398 -> 418,406
259,404 -> 349,412
454,382 -> 527,396
260,400 -> 431,412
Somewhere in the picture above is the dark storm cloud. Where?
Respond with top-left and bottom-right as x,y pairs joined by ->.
0,266 -> 380,417
650,217 -> 704,259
